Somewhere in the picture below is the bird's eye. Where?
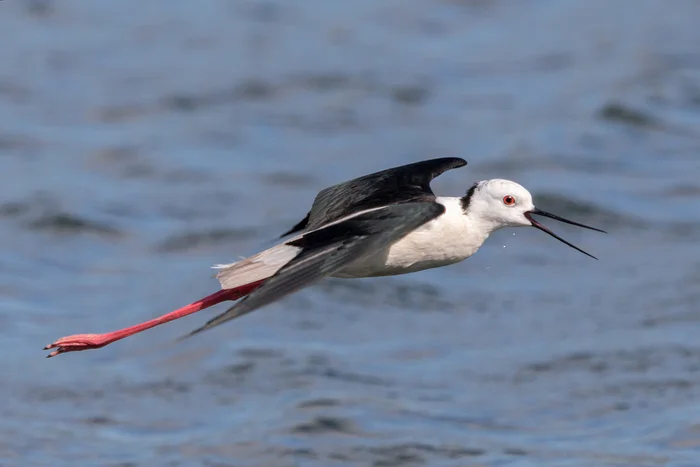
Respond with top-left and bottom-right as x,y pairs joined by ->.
503,195 -> 516,206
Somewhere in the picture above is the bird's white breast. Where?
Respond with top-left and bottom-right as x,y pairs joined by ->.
333,197 -> 489,278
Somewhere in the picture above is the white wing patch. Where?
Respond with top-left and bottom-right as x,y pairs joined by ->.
213,243 -> 301,290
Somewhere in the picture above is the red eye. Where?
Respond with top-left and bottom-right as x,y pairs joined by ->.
503,195 -> 516,206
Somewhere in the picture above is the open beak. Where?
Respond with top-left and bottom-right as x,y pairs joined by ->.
523,208 -> 606,260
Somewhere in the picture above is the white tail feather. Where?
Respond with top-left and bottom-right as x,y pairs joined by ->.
214,243 -> 301,290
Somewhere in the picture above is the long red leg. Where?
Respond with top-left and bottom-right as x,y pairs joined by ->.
44,280 -> 265,358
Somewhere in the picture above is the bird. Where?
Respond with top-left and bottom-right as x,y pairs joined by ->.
44,157 -> 605,358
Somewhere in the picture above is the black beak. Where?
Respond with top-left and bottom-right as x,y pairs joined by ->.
524,208 -> 606,260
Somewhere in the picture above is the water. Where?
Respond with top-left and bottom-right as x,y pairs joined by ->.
2,1 -> 700,465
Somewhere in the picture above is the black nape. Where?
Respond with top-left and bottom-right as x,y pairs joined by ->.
460,183 -> 479,213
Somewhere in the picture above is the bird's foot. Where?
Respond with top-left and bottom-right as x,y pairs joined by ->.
44,333 -> 110,358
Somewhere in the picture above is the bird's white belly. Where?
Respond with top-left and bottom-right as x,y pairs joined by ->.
333,237 -> 464,278
333,198 -> 485,278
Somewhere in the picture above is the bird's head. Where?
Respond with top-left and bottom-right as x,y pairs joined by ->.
462,179 -> 606,259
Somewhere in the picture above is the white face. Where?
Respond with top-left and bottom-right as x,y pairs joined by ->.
464,179 -> 605,259
468,179 -> 536,229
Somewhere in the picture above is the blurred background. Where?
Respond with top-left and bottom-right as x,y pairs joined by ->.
2,1 -> 700,466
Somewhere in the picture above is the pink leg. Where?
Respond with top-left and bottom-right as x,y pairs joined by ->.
44,280 -> 265,358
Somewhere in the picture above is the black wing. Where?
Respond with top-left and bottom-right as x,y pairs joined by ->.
280,157 -> 466,237
184,202 -> 445,337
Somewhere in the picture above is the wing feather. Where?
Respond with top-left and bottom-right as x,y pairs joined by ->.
280,157 -> 466,237
185,202 -> 445,337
